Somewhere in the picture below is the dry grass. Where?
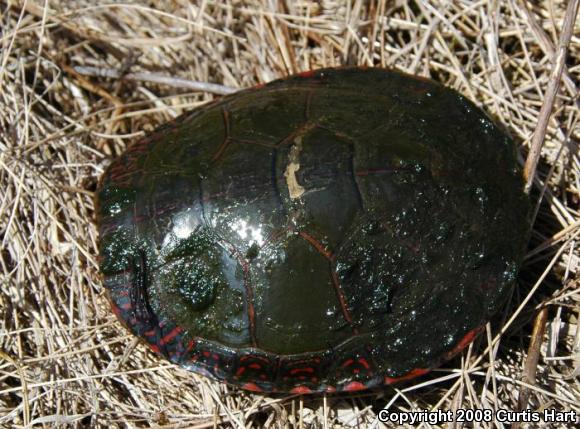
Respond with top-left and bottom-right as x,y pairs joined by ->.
1,0 -> 579,428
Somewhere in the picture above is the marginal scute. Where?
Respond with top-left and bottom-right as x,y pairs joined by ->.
97,67 -> 530,392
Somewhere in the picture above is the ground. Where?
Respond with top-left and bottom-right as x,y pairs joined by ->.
0,1 -> 578,428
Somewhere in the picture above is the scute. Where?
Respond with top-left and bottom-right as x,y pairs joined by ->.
96,67 -> 530,393
251,235 -> 351,354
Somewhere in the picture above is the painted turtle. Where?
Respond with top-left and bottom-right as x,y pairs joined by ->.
96,67 -> 530,393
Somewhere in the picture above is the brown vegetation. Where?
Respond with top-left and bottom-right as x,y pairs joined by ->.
1,1 -> 578,427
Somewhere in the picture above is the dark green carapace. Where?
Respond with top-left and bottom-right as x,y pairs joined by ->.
96,67 -> 530,393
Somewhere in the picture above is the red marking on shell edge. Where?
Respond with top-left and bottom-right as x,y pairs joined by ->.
240,354 -> 268,363
326,386 -> 337,393
242,382 -> 263,392
343,381 -> 367,392
358,358 -> 370,369
120,302 -> 132,310
144,329 -> 156,337
447,326 -> 483,358
290,367 -> 314,375
297,70 -> 315,78
248,363 -> 261,370
149,344 -> 161,354
385,368 -> 430,384
235,367 -> 245,377
111,304 -> 121,317
341,358 -> 354,368
159,326 -> 183,345
290,386 -> 312,394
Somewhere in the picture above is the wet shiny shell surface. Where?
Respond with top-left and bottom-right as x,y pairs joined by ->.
96,67 -> 530,393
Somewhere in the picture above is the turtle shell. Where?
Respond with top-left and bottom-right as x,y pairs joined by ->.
96,67 -> 530,393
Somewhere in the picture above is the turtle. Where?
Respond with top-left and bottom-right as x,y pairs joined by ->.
96,67 -> 530,393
